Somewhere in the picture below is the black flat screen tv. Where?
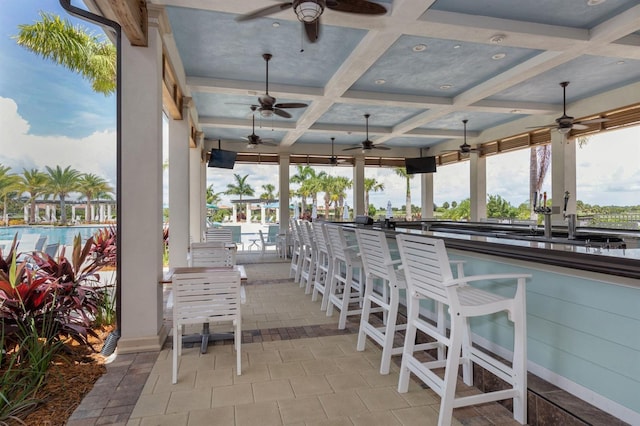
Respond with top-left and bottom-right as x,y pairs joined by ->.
208,149 -> 237,169
405,156 -> 437,174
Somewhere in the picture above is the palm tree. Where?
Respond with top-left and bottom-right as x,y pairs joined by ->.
0,166 -> 20,225
225,174 -> 254,220
291,165 -> 316,213
333,176 -> 352,218
394,167 -> 414,220
18,168 -> 49,223
78,173 -> 113,222
529,145 -> 551,216
14,12 -> 116,95
300,171 -> 327,208
45,165 -> 81,225
364,178 -> 384,213
260,183 -> 276,200
206,185 -> 222,206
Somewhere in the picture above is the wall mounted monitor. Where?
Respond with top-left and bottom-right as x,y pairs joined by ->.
405,156 -> 436,174
208,149 -> 237,169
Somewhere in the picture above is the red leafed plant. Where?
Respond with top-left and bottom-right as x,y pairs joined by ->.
0,234 -> 107,352
90,225 -> 117,268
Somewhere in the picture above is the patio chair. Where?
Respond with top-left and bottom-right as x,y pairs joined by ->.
204,227 -> 233,244
190,241 -> 235,267
172,269 -> 242,383
311,221 -> 331,310
34,235 -> 47,252
355,228 -> 466,374
324,224 -> 363,329
222,225 -> 244,251
44,243 -> 59,259
258,227 -> 279,258
396,233 -> 530,425
289,219 -> 304,283
299,221 -> 317,294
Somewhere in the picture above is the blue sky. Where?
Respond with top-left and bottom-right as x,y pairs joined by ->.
2,0 -> 638,210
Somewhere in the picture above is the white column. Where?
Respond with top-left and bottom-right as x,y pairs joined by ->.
51,205 -> 56,222
45,205 -> 50,222
118,23 -> 165,353
469,154 -> 487,221
353,157 -> 365,216
232,204 -> 237,223
99,204 -> 105,222
71,205 -> 76,222
24,205 -> 29,222
189,138 -> 203,242
420,173 -> 434,219
107,204 -> 112,220
35,205 -> 39,222
260,204 -> 266,224
551,132 -> 577,219
245,203 -> 251,223
278,154 -> 290,226
168,102 -> 191,268
199,150 -> 207,234
91,205 -> 96,221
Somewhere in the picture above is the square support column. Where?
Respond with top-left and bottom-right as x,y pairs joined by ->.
189,136 -> 203,242
470,154 -> 487,221
118,24 -> 166,353
421,172 -> 434,220
551,132 -> 577,218
278,154 -> 290,226
353,157 -> 365,216
168,104 -> 190,268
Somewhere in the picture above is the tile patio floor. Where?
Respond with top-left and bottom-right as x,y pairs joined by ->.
67,252 -> 523,425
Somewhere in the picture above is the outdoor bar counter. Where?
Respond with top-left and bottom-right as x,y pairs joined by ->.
339,221 -> 640,423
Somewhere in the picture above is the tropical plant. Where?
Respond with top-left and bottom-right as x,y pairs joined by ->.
206,184 -> 222,206
78,173 -> 113,223
14,12 -> 116,95
364,178 -> 384,213
17,169 -> 49,224
0,166 -> 20,225
291,166 -> 317,212
394,167 -> 414,220
486,194 -> 518,219
45,165 -> 82,225
260,183 -> 276,200
529,145 -> 551,216
224,174 -> 254,220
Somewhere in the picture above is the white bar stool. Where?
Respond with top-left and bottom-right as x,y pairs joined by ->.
396,233 -> 530,426
311,221 -> 332,310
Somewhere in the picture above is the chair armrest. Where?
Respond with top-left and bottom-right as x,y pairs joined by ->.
384,258 -> 403,267
444,273 -> 531,287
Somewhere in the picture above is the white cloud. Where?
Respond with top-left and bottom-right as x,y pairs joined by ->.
0,96 -> 117,193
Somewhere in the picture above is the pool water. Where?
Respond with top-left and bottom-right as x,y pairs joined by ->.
0,225 -> 110,246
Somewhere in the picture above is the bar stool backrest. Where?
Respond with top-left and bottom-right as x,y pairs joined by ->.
355,228 -> 399,284
191,242 -> 235,267
395,234 -> 452,304
204,228 -> 233,244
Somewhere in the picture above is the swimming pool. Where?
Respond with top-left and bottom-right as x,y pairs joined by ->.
0,225 -> 110,246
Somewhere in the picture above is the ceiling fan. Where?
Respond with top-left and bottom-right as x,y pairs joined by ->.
245,106 -> 277,149
235,0 -> 387,43
250,53 -> 308,119
343,114 -> 390,152
441,119 -> 482,155
329,137 -> 347,165
528,81 -> 609,134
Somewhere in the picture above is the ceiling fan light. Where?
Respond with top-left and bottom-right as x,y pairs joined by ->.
294,0 -> 324,22
246,143 -> 257,149
260,109 -> 273,118
558,127 -> 572,134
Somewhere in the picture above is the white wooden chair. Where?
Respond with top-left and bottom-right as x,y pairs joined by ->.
311,222 -> 332,310
204,227 -> 233,244
396,233 -> 530,426
289,219 -> 304,283
324,224 -> 363,329
299,221 -> 317,294
172,269 -> 242,383
190,241 -> 235,267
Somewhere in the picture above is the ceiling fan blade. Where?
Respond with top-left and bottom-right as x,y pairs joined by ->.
304,18 -> 320,43
327,0 -> 387,14
274,102 -> 308,109
572,124 -> 589,130
575,118 -> 609,125
261,141 -> 278,146
372,145 -> 390,150
235,2 -> 293,21
273,108 -> 292,118
342,145 -> 363,151
525,124 -> 555,129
